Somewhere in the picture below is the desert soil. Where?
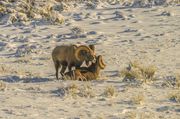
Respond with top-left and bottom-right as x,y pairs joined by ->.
0,1 -> 180,119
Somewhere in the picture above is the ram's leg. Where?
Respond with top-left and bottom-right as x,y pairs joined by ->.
60,65 -> 66,77
68,64 -> 74,72
77,75 -> 86,81
83,76 -> 88,81
54,61 -> 60,80
60,61 -> 67,78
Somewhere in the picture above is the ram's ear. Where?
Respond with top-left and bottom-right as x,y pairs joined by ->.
72,44 -> 78,49
89,45 -> 95,52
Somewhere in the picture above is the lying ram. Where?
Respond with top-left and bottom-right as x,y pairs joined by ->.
52,44 -> 95,80
64,55 -> 106,81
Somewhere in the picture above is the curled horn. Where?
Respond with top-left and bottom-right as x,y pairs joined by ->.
89,44 -> 95,52
75,45 -> 91,61
98,55 -> 106,69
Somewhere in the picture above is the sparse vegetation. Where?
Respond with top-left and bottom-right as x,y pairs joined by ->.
124,111 -> 155,119
169,91 -> 180,103
97,114 -> 105,119
140,65 -> 157,81
0,64 -> 6,73
0,0 -> 180,118
124,111 -> 137,119
175,74 -> 180,88
0,0 -> 65,25
79,83 -> 95,98
1,0 -> 178,25
163,73 -> 180,88
121,68 -> 142,80
121,60 -> 157,83
0,64 -> 15,75
103,85 -> 118,97
131,93 -> 145,105
65,83 -> 79,98
62,82 -> 96,99
0,80 -> 6,91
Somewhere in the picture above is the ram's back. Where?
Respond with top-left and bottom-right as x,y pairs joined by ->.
52,45 -> 76,62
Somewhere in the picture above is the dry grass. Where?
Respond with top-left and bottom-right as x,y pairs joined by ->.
175,73 -> 180,88
164,73 -> 180,88
1,0 -> 178,25
0,64 -> 6,73
169,91 -> 180,103
121,60 -> 157,82
140,65 -> 157,81
14,57 -> 31,63
0,81 -> 6,91
65,82 -> 95,98
103,85 -> 118,97
0,64 -> 14,75
121,68 -> 142,80
124,111 -> 155,119
0,0 -> 65,24
124,111 -> 137,119
167,0 -> 180,5
129,60 -> 142,69
97,113 -> 105,119
65,83 -> 79,98
79,83 -> 95,98
131,93 -> 145,105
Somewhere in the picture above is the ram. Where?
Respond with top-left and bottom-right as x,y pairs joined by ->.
64,55 -> 106,81
52,44 -> 95,80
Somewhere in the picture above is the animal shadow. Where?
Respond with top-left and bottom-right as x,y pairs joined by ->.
0,75 -> 51,83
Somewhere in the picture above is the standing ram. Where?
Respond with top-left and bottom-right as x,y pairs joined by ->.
64,55 -> 106,81
52,44 -> 95,80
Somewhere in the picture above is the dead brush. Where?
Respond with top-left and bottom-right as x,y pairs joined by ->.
163,74 -> 180,88
97,115 -> 105,119
0,5 -> 6,13
103,85 -> 118,97
79,83 -> 95,98
121,60 -> 157,83
0,64 -> 8,74
140,65 -> 157,81
65,83 -> 79,98
65,83 -> 95,98
121,68 -> 142,81
131,93 -> 145,105
175,73 -> 180,88
168,91 -> 180,103
0,80 -> 6,91
0,65 -> 6,73
0,0 -> 65,24
124,111 -> 137,119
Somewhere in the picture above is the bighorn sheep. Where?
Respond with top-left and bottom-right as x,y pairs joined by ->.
52,44 -> 95,80
64,55 -> 106,81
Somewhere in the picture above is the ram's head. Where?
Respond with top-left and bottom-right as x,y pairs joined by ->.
75,45 -> 96,65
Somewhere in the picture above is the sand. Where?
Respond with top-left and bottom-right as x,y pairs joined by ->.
0,0 -> 180,119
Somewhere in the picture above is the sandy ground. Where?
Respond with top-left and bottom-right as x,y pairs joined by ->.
0,1 -> 180,119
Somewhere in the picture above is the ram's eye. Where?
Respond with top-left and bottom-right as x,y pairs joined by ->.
81,51 -> 86,55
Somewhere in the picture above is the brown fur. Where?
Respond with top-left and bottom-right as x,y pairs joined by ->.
52,44 -> 95,80
64,55 -> 106,81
